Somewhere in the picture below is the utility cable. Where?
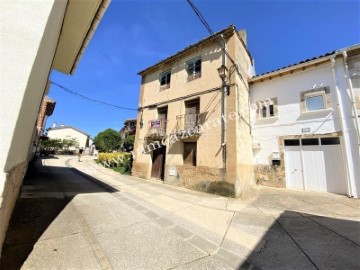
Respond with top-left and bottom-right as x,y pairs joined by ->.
50,81 -> 138,111
186,0 -> 245,84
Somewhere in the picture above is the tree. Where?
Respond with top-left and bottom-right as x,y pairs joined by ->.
121,134 -> 135,152
94,128 -> 121,152
62,138 -> 79,149
40,138 -> 63,151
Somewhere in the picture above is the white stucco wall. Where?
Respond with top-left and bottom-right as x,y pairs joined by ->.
0,0 -> 67,254
250,63 -> 340,165
47,128 -> 89,149
0,0 -> 67,174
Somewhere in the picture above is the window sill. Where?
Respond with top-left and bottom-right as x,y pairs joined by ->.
159,84 -> 170,91
254,116 -> 279,125
301,108 -> 332,114
187,73 -> 201,82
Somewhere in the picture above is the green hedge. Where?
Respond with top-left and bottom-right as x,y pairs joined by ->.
96,152 -> 132,174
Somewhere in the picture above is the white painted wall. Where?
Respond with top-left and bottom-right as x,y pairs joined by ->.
0,0 -> 67,174
250,63 -> 340,164
250,56 -> 360,198
0,0 -> 67,254
47,128 -> 89,149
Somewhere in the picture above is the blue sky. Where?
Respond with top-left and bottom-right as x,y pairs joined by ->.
48,0 -> 360,138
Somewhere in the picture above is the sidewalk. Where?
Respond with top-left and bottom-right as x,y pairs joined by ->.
1,155 -> 359,269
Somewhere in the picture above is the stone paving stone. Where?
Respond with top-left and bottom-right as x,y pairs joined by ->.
70,199 -> 149,234
215,248 -> 245,269
144,194 -> 194,212
154,217 -> 175,228
94,220 -> 206,269
171,225 -> 194,239
173,255 -> 233,270
308,215 -> 360,245
278,216 -> 360,269
21,233 -> 102,270
38,205 -> 83,241
187,235 -> 219,254
222,212 -> 317,270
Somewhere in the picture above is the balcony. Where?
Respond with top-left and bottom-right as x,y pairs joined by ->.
145,118 -> 167,140
173,114 -> 201,137
123,125 -> 136,135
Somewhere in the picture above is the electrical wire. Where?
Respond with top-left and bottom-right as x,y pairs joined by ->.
186,0 -> 245,83
50,81 -> 138,111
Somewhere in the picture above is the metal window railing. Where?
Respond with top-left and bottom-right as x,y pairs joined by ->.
175,113 -> 200,133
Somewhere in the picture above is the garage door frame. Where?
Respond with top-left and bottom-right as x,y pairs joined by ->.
284,136 -> 348,194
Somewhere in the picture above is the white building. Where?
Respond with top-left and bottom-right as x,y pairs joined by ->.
250,45 -> 360,198
47,125 -> 91,150
0,0 -> 110,253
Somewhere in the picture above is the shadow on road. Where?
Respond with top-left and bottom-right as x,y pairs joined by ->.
237,209 -> 360,269
0,158 -> 118,270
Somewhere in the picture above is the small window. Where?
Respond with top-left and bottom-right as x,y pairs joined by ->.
321,137 -> 340,145
186,57 -> 201,82
159,70 -> 171,90
258,98 -> 277,118
284,139 -> 300,146
261,107 -> 267,118
306,95 -> 325,111
272,160 -> 281,166
269,104 -> 274,117
301,138 -> 319,145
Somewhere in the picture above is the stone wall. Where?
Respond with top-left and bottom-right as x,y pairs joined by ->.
131,162 -> 150,179
0,161 -> 27,255
255,164 -> 286,188
166,165 -> 225,187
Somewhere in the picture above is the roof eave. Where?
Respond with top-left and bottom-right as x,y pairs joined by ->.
137,25 -> 236,76
53,0 -> 111,75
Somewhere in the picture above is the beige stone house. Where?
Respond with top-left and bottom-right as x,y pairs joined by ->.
132,25 -> 255,196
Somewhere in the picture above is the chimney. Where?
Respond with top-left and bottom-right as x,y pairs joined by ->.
52,122 -> 57,128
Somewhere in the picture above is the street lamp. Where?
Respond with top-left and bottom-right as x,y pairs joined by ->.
217,64 -> 228,81
217,64 -> 228,170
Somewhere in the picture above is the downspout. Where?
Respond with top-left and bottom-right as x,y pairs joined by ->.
221,34 -> 227,170
342,50 -> 360,146
330,56 -> 353,197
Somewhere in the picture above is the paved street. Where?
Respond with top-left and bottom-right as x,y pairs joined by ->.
1,156 -> 360,270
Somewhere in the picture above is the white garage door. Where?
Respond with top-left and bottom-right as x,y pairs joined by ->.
284,137 -> 347,194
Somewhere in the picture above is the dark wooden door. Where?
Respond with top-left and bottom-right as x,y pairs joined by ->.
151,146 -> 166,179
183,142 -> 197,166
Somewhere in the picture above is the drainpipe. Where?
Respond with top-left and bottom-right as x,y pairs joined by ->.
330,56 -> 354,197
221,34 -> 227,170
342,50 -> 360,145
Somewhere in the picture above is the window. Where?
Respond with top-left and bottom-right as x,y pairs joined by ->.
321,137 -> 340,145
186,57 -> 201,82
305,95 -> 325,111
284,139 -> 300,146
159,70 -> 171,90
258,98 -> 277,118
272,160 -> 281,166
300,87 -> 330,113
301,138 -> 319,145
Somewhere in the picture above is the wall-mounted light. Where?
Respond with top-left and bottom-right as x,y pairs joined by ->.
217,64 -> 228,81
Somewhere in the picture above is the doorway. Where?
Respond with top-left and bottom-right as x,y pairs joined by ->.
151,146 -> 166,180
